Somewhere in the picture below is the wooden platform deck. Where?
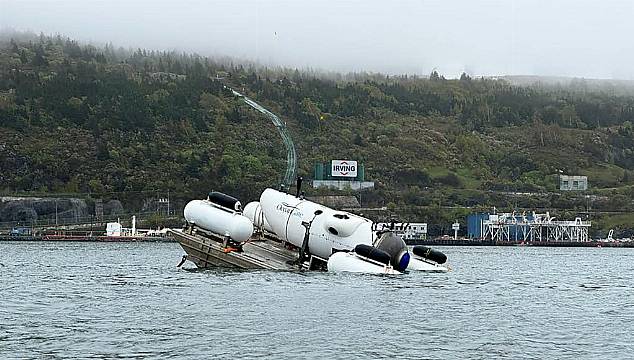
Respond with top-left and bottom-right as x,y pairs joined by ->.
168,229 -> 299,270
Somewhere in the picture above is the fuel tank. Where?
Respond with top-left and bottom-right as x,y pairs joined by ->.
243,201 -> 275,234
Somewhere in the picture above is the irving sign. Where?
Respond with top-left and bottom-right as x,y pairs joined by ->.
331,160 -> 358,178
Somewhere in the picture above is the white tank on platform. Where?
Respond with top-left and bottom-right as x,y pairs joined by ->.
258,188 -> 374,259
184,199 -> 253,243
243,201 -> 275,234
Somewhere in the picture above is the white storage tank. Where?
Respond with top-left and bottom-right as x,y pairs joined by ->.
184,199 -> 253,243
243,201 -> 275,234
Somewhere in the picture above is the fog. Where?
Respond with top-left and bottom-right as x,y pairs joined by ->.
1,0 -> 633,79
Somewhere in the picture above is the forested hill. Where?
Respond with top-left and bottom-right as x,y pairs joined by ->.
2,34 -> 634,229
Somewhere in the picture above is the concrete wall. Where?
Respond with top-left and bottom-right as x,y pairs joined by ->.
311,180 -> 375,190
0,197 -> 122,223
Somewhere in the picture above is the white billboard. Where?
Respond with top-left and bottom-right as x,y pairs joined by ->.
331,160 -> 357,177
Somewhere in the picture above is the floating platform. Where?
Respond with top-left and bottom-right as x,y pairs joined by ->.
168,228 -> 299,270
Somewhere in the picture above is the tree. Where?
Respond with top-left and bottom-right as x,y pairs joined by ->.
10,38 -> 19,53
32,45 -> 48,66
438,172 -> 462,188
299,98 -> 321,128
560,104 -> 580,127
88,179 -> 106,194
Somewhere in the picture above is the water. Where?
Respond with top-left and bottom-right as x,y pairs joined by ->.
1,242 -> 634,359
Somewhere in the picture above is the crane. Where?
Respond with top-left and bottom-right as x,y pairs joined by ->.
225,86 -> 297,189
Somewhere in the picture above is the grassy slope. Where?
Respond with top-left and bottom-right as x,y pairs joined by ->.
1,34 -> 634,235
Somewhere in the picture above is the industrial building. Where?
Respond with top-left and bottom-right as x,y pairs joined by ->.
468,212 -> 590,242
559,175 -> 588,191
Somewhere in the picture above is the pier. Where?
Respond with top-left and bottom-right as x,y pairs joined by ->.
468,212 -> 591,243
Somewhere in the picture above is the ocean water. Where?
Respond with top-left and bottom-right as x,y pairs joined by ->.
1,242 -> 633,359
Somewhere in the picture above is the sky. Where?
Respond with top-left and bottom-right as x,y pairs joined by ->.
1,0 -> 633,79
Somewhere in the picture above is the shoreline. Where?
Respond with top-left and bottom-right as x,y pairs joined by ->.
408,239 -> 634,247
0,235 -> 175,242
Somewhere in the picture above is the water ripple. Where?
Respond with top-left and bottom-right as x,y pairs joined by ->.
2,243 -> 634,359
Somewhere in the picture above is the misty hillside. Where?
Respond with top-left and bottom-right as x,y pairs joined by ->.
499,75 -> 634,95
1,34 -> 634,234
